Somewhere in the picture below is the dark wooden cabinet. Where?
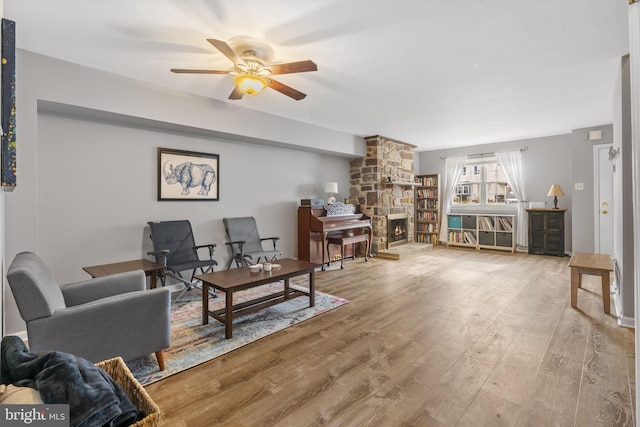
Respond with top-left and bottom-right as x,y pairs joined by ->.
526,208 -> 567,256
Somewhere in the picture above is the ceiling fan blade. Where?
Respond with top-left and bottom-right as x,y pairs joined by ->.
266,78 -> 307,100
269,60 -> 318,75
170,68 -> 230,74
207,38 -> 246,66
228,86 -> 244,100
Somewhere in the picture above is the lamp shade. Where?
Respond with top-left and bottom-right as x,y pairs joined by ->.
325,182 -> 338,193
547,184 -> 565,197
547,184 -> 565,209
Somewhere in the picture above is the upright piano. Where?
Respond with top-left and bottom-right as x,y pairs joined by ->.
297,207 -> 372,268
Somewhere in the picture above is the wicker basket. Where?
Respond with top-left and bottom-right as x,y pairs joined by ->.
96,357 -> 161,427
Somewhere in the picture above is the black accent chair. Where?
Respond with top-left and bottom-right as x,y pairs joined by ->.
147,220 -> 218,302
222,217 -> 282,269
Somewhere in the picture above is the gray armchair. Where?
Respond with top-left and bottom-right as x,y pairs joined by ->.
7,251 -> 171,371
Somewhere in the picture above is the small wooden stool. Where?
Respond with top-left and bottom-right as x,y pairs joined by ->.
567,252 -> 613,314
327,232 -> 371,269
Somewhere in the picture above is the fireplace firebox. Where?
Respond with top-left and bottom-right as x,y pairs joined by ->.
387,213 -> 408,248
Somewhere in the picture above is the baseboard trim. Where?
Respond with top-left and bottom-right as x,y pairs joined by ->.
613,293 -> 635,328
618,315 -> 635,328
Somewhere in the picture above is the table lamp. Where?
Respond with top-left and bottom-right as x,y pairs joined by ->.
325,182 -> 338,204
547,184 -> 565,209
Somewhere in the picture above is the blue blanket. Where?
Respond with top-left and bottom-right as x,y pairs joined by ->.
1,336 -> 139,427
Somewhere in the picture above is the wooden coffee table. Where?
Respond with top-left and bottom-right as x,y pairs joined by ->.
196,258 -> 320,339
83,258 -> 166,288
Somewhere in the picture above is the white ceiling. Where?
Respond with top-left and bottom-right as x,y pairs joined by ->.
3,0 -> 630,151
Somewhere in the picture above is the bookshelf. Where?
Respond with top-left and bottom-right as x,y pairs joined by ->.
447,214 -> 515,252
446,214 -> 478,249
415,174 -> 441,245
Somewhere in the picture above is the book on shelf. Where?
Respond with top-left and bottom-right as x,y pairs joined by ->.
417,189 -> 438,198
418,211 -> 438,221
498,217 -> 513,231
418,200 -> 439,210
478,216 -> 494,231
463,231 -> 477,244
417,233 -> 438,244
418,223 -> 437,233
417,176 -> 438,187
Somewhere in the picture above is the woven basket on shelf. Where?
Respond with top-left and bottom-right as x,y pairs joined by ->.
96,357 -> 161,427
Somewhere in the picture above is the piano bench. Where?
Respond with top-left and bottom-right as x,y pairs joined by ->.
327,233 -> 370,269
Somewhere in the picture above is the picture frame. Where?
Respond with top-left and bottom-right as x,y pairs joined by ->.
157,147 -> 219,201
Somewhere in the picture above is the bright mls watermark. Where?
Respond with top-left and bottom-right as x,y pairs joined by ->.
1,405 -> 69,426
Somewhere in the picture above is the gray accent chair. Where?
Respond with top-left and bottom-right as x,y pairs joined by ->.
7,251 -> 171,371
223,217 -> 282,269
147,220 -> 218,302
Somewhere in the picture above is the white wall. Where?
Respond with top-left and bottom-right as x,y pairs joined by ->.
613,55 -> 635,324
3,50 -> 358,335
628,3 -> 640,422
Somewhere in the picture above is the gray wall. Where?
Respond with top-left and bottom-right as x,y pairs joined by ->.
570,125 -> 615,253
418,125 -> 616,256
418,134 -> 575,252
3,50 -> 357,334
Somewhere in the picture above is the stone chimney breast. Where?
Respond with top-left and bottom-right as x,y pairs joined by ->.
349,135 -> 416,254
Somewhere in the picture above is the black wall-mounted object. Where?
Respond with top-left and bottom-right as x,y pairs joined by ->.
1,18 -> 16,191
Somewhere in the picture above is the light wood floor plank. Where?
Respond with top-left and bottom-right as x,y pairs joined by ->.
456,389 -> 522,427
145,247 -> 635,426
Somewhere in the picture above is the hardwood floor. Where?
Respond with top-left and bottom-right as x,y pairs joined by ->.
145,247 -> 635,426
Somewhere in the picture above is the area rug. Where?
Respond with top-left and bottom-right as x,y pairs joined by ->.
126,283 -> 349,385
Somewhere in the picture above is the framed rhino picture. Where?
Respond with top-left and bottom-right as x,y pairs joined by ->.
157,147 -> 219,201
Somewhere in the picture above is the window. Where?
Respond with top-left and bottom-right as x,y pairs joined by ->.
453,160 -> 517,207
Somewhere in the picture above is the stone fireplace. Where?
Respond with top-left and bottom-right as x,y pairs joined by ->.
349,135 -> 416,254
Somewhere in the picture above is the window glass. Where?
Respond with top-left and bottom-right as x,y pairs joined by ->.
453,161 -> 516,206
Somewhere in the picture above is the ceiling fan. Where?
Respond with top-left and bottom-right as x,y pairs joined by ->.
171,38 -> 318,101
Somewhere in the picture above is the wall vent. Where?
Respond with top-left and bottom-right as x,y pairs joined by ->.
588,130 -> 603,141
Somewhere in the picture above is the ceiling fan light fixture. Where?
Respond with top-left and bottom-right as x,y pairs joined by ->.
173,38 -> 316,100
233,73 -> 267,96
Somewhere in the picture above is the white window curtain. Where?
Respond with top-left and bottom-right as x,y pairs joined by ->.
496,151 -> 527,247
439,156 -> 466,243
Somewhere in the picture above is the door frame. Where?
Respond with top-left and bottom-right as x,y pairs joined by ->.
593,143 -> 613,254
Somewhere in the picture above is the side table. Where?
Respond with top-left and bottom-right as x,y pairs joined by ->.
83,259 -> 165,289
568,252 -> 613,314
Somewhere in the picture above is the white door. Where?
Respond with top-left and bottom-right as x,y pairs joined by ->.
594,143 -> 614,255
